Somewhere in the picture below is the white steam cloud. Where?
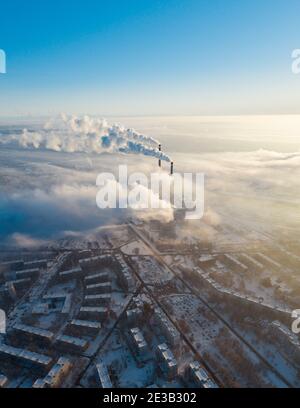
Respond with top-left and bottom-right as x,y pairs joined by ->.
0,114 -> 171,162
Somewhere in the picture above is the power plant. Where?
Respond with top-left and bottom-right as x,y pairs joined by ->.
158,144 -> 161,167
157,144 -> 173,175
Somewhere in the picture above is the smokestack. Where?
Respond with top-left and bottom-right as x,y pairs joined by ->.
170,161 -> 174,175
158,144 -> 161,167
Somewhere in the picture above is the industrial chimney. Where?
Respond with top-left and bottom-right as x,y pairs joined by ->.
158,144 -> 161,167
170,161 -> 174,175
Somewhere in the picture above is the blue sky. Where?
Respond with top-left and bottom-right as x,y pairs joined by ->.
0,0 -> 300,116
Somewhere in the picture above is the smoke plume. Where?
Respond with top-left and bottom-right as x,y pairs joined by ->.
1,114 -> 171,162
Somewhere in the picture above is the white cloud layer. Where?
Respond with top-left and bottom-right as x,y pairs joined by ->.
0,114 -> 171,162
1,117 -> 300,246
